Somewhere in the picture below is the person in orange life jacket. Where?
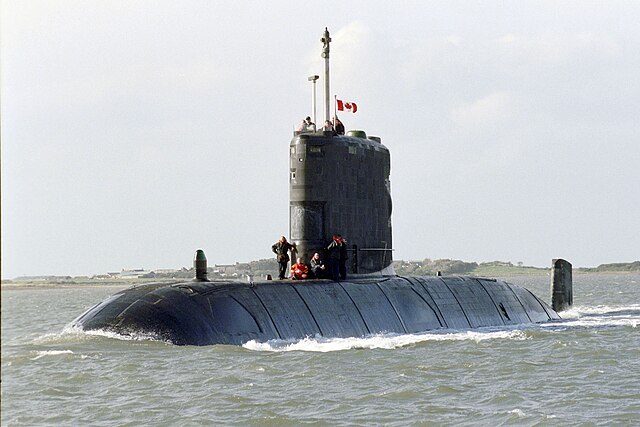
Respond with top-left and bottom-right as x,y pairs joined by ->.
310,252 -> 326,279
272,236 -> 294,280
290,258 -> 309,280
326,235 -> 343,281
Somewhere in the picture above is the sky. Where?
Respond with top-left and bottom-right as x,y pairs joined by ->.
2,1 -> 639,278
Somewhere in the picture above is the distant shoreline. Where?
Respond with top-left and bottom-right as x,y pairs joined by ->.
1,283 -> 133,290
3,269 -> 638,290
0,278 -> 177,290
3,260 -> 639,288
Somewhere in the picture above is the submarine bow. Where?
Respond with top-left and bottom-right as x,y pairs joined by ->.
72,277 -> 559,346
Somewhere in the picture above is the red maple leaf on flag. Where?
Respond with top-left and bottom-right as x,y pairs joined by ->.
337,99 -> 358,113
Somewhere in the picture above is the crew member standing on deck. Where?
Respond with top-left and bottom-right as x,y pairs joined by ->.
338,234 -> 348,280
326,235 -> 343,281
272,236 -> 294,280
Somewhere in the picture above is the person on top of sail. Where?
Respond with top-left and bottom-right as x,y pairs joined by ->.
323,120 -> 334,133
297,116 -> 316,132
333,117 -> 345,135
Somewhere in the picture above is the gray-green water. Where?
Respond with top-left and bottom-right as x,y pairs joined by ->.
2,275 -> 639,426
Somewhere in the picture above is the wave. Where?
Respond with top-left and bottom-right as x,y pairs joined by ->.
243,304 -> 640,352
32,325 -> 173,346
559,304 -> 640,318
30,350 -> 75,360
243,329 -> 528,352
543,304 -> 640,329
79,327 -> 170,343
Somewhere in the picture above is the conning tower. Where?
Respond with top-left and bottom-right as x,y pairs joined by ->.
289,29 -> 393,275
289,132 -> 393,275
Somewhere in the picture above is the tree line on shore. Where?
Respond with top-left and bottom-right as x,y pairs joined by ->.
6,260 -> 639,284
105,258 -> 640,280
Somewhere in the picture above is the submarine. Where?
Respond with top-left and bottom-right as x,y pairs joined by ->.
71,28 -> 572,346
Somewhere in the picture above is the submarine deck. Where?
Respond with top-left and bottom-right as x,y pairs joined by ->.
73,275 -> 559,346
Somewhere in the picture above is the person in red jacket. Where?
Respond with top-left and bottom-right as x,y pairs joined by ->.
290,258 -> 309,280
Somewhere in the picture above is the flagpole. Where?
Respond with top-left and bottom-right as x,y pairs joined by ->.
308,75 -> 319,125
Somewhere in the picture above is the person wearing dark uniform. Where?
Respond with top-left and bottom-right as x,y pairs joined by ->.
310,252 -> 326,279
326,235 -> 343,281
272,236 -> 294,280
338,234 -> 348,280
334,117 -> 345,135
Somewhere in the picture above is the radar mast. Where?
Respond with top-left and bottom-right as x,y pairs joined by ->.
321,28 -> 331,124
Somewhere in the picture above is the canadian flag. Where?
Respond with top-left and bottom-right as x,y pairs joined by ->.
337,99 -> 358,113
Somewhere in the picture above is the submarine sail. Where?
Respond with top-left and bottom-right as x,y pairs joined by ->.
290,131 -> 393,275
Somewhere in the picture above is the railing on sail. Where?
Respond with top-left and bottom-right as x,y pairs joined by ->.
350,244 -> 394,274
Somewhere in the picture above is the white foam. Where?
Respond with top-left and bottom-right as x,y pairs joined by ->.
508,408 -> 526,417
30,350 -> 74,360
35,324 -> 174,345
546,317 -> 638,329
243,329 -> 528,353
541,304 -> 640,329
243,303 -> 640,352
84,328 -> 173,344
32,326 -> 100,345
560,304 -> 640,318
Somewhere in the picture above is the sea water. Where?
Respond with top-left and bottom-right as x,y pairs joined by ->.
2,274 -> 639,426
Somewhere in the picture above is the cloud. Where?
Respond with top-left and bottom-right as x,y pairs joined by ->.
450,92 -> 514,127
497,32 -> 621,64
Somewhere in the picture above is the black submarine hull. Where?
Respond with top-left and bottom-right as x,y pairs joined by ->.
72,276 -> 560,346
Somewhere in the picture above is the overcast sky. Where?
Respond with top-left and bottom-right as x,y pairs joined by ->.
2,1 -> 639,278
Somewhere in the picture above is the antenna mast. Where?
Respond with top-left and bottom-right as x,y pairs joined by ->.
321,28 -> 331,125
